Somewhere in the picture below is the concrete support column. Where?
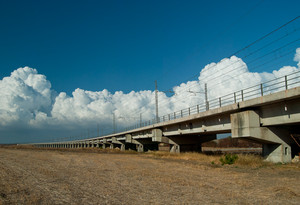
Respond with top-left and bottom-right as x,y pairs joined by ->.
112,137 -> 125,151
137,144 -> 144,152
110,144 -> 114,149
170,144 -> 180,153
126,134 -> 144,152
120,144 -> 125,151
263,143 -> 291,162
231,110 -> 293,163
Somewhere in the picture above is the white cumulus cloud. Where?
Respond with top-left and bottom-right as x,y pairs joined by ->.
1,48 -> 300,143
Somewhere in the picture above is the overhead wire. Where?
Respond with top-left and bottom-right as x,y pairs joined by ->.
155,39 -> 300,110
152,21 -> 300,114
165,16 -> 300,89
160,18 -> 300,95
87,16 -> 300,136
164,24 -> 300,97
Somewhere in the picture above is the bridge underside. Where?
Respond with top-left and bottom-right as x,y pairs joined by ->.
33,87 -> 300,163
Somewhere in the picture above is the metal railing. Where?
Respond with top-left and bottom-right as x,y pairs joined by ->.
48,70 -> 300,143
123,70 -> 300,132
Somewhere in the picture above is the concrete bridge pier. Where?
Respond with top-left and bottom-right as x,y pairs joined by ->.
111,137 -> 125,151
136,144 -> 144,152
263,141 -> 291,163
170,144 -> 180,153
120,144 -> 125,151
231,110 -> 293,163
109,144 -> 114,149
126,134 -> 145,152
102,139 -> 111,149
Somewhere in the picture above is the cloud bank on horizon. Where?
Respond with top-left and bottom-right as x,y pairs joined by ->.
1,48 -> 300,142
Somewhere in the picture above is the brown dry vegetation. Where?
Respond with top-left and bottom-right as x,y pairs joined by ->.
0,146 -> 299,205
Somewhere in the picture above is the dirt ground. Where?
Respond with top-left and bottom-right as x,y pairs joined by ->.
0,147 -> 299,205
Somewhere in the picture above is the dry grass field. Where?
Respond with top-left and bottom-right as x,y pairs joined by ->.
0,146 -> 299,205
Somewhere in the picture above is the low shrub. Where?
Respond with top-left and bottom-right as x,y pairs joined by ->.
220,154 -> 238,165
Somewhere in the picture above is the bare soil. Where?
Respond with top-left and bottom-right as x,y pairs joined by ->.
0,147 -> 299,205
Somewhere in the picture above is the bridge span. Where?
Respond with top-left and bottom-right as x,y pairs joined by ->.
31,73 -> 300,163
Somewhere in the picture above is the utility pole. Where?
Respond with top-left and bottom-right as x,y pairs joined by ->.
155,80 -> 159,123
113,113 -> 116,133
97,123 -> 99,136
187,83 -> 208,110
140,113 -> 142,127
205,83 -> 209,111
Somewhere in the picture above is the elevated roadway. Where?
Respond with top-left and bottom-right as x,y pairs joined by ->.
31,73 -> 300,163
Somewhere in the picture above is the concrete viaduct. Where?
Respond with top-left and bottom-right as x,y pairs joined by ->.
32,75 -> 300,163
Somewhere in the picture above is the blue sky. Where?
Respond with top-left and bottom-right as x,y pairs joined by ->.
0,0 -> 300,143
1,0 -> 299,94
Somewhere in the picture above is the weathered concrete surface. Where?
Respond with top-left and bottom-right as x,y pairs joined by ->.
231,110 -> 293,163
32,87 -> 300,163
